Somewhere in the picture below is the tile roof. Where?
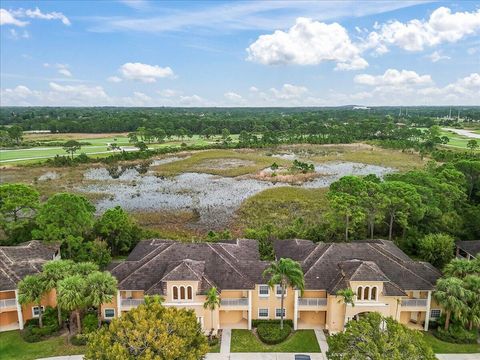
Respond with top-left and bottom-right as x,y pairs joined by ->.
110,238 -> 441,295
456,240 -> 480,258
0,241 -> 60,291
274,239 -> 441,292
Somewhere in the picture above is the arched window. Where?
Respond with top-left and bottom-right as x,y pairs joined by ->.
173,286 -> 178,300
187,286 -> 193,300
364,287 -> 370,300
357,287 -> 363,300
371,287 -> 377,300
180,286 -> 186,300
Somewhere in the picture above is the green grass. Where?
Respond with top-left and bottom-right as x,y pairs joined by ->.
438,129 -> 480,150
422,332 -> 480,354
230,329 -> 320,353
0,331 -> 85,360
209,341 -> 221,353
236,186 -> 328,231
153,149 -> 289,177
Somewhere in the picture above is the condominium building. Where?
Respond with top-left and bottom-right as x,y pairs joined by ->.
0,241 -> 60,332
103,238 -> 442,332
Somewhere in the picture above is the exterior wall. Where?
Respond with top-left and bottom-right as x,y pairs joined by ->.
0,291 -> 16,300
21,289 -> 57,322
298,311 -> 326,325
301,290 -> 326,298
0,311 -> 19,327
251,284 -> 294,321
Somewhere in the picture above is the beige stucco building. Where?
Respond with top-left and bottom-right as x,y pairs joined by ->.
0,241 -> 60,332
103,238 -> 442,333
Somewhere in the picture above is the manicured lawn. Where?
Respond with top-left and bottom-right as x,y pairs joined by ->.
423,332 -> 480,354
230,329 -> 320,353
0,330 -> 85,360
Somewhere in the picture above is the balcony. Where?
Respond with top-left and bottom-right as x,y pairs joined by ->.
0,298 -> 17,311
220,298 -> 248,309
401,299 -> 427,307
298,298 -> 327,309
121,298 -> 144,309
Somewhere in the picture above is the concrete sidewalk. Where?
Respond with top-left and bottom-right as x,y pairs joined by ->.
436,355 -> 480,360
206,353 -> 323,359
220,329 -> 231,354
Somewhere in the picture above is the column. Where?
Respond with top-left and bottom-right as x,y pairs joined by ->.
247,290 -> 252,330
117,291 -> 122,318
15,290 -> 24,330
424,291 -> 431,331
294,290 -> 299,330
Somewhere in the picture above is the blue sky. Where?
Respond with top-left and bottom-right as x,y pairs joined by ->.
1,0 -> 479,106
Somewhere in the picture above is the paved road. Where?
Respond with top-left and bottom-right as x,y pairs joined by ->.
436,355 -> 480,360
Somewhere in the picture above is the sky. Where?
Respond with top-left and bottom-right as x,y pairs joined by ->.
0,0 -> 479,107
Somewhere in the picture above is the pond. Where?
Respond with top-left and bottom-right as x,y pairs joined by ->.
79,160 -> 395,230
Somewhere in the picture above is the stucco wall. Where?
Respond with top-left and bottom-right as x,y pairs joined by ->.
251,284 -> 294,321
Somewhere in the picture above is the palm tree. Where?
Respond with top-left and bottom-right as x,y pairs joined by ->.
263,258 -> 304,329
463,275 -> 480,330
336,288 -> 355,307
57,275 -> 87,334
443,258 -> 478,279
434,277 -> 468,330
203,287 -> 221,335
86,271 -> 118,327
18,274 -> 47,328
42,260 -> 74,327
72,262 -> 99,276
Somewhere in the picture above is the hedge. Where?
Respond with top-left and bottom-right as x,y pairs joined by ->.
251,319 -> 294,328
257,322 -> 292,345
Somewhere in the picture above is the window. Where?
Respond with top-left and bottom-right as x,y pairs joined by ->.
275,308 -> 286,318
32,306 -> 45,318
259,285 -> 269,297
104,308 -> 115,318
370,287 -> 377,301
357,287 -> 363,300
173,285 -> 193,300
430,309 -> 441,319
275,285 -> 286,297
363,287 -> 370,300
258,309 -> 269,318
173,286 -> 178,300
180,286 -> 186,299
187,286 -> 193,300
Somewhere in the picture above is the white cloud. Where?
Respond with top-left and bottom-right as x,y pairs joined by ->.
157,89 -> 181,97
9,28 -> 29,39
247,17 -> 367,70
107,76 -> 122,83
249,86 -> 259,92
354,69 -> 433,87
224,91 -> 245,104
0,9 -> 28,26
270,84 -> 308,99
178,94 -> 207,106
119,62 -> 175,83
427,51 -> 450,63
44,63 -> 72,77
365,7 -> 480,53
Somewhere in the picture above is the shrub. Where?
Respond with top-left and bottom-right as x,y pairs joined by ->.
71,334 -> 88,346
251,319 -> 294,328
257,322 -> 292,345
434,325 -> 478,344
22,323 -> 58,343
82,313 -> 99,334
208,335 -> 219,347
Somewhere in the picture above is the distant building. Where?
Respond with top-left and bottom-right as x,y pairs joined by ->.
456,240 -> 480,260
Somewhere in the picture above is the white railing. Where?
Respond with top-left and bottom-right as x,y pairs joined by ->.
298,298 -> 327,307
401,299 -> 427,307
220,298 -> 248,307
0,298 -> 17,309
121,299 -> 145,307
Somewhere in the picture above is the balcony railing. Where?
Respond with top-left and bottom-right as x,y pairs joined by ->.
0,298 -> 17,309
220,298 -> 248,307
121,299 -> 145,307
298,298 -> 327,307
401,299 -> 427,307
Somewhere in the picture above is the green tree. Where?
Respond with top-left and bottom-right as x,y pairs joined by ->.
380,181 -> 424,240
42,260 -> 75,326
434,277 -> 468,330
86,271 -> 118,327
63,140 -> 82,160
57,275 -> 88,334
363,180 -> 387,239
18,274 -> 48,328
84,298 -> 209,360
336,288 -> 355,307
32,193 -> 95,243
327,192 -> 365,242
418,233 -> 455,269
94,206 -> 138,256
263,258 -> 304,329
454,160 -> 480,200
203,287 -> 220,336
444,258 -> 480,279
467,139 -> 478,152
463,275 -> 480,330
327,313 -> 436,360
7,125 -> 23,144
